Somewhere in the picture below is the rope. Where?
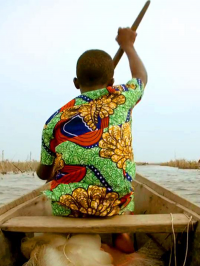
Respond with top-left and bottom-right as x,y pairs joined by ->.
63,234 -> 76,266
168,243 -> 173,266
170,213 -> 177,266
182,215 -> 193,266
169,213 -> 193,266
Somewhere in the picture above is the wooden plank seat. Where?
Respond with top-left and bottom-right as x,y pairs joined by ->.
0,214 -> 196,234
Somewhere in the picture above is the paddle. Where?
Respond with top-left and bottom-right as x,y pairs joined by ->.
113,0 -> 150,69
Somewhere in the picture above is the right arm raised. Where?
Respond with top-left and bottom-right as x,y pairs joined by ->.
116,28 -> 147,86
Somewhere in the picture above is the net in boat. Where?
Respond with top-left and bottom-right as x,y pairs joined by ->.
21,233 -> 162,266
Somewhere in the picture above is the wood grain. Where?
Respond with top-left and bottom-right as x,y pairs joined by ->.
113,1 -> 150,68
135,174 -> 200,215
1,214 -> 196,234
0,183 -> 50,216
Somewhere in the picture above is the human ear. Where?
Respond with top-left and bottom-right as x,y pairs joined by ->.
73,77 -> 80,89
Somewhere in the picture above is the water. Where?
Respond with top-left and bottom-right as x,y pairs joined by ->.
137,165 -> 200,206
0,166 -> 199,207
0,173 -> 44,206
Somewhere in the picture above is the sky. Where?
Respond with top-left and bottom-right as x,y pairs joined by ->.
0,0 -> 200,163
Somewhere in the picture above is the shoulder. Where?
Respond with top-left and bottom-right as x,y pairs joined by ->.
114,78 -> 144,91
111,78 -> 145,108
111,78 -> 145,96
44,98 -> 76,128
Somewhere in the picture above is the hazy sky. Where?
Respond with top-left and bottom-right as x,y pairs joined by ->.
0,0 -> 200,162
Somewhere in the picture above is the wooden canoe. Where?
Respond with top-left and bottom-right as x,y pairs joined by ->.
0,173 -> 199,266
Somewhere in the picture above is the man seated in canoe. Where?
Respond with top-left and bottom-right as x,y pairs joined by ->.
37,27 -> 147,253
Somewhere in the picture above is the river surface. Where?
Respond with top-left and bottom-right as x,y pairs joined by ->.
137,165 -> 200,206
0,166 -> 199,207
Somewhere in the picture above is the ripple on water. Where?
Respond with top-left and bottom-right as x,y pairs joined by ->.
0,173 -> 45,205
0,168 -> 200,207
137,166 -> 200,206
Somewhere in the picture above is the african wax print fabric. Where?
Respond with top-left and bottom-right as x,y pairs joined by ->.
41,78 -> 144,217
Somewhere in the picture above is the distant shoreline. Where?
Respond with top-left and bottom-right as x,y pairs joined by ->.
0,160 -> 39,175
136,159 -> 200,170
0,159 -> 199,175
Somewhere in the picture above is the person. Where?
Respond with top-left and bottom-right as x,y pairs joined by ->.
37,28 -> 147,253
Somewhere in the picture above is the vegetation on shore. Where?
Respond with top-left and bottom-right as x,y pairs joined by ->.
0,159 -> 199,174
135,162 -> 149,166
0,160 -> 39,174
160,159 -> 199,170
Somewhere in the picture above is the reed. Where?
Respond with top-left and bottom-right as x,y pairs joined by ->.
0,160 -> 39,174
136,162 -> 149,166
161,159 -> 200,169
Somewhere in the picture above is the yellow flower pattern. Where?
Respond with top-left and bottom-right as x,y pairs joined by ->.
42,79 -> 144,216
53,153 -> 65,174
61,106 -> 80,120
114,83 -> 136,91
79,93 -> 125,130
99,123 -> 133,170
60,92 -> 125,131
59,185 -> 121,217
126,83 -> 137,90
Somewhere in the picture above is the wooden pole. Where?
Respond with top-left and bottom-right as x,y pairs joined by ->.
113,1 -> 150,69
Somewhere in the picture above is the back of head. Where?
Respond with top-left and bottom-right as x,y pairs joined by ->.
76,49 -> 114,88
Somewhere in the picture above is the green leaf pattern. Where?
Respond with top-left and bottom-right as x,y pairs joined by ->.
41,79 -> 144,215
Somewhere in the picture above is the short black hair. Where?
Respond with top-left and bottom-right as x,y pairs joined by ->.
76,49 -> 114,87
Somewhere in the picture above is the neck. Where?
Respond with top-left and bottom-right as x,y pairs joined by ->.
80,84 -> 108,94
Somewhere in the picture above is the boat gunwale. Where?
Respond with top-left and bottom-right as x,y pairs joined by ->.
0,173 -> 199,222
0,173 -> 199,266
135,173 -> 200,215
0,183 -> 50,216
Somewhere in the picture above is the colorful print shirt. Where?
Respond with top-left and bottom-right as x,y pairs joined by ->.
41,78 -> 144,217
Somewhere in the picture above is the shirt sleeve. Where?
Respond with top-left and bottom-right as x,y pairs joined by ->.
40,109 -> 62,165
113,78 -> 145,110
40,126 -> 55,165
126,78 -> 145,108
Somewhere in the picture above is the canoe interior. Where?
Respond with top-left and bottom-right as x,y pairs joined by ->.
0,174 -> 199,266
